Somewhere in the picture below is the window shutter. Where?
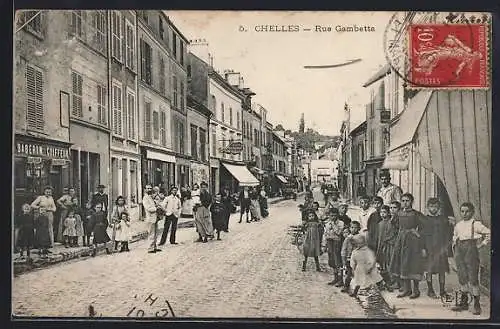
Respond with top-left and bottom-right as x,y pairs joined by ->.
144,101 -> 151,141
26,65 -> 45,130
71,72 -> 83,117
153,111 -> 159,140
160,111 -> 166,146
117,86 -> 122,135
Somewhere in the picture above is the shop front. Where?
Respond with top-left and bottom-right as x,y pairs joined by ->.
220,160 -> 260,194
141,148 -> 176,192
191,161 -> 210,187
176,156 -> 190,188
14,135 -> 72,209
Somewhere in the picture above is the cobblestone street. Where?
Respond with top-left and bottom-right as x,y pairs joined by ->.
12,198 -> 368,319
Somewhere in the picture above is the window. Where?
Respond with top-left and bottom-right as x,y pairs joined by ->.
127,91 -> 135,139
125,20 -> 135,70
221,103 -> 225,122
191,124 -> 198,159
180,82 -> 185,110
176,120 -> 185,154
160,111 -> 166,146
159,16 -> 164,39
153,110 -> 159,140
93,11 -> 106,53
199,128 -> 206,161
172,75 -> 178,108
229,107 -> 233,126
111,11 -> 122,61
112,82 -> 123,136
71,71 -> 83,117
71,11 -> 83,37
140,39 -> 152,85
211,128 -> 216,155
97,84 -> 107,125
180,41 -> 184,65
159,56 -> 166,95
237,112 -> 240,129
144,100 -> 152,141
172,32 -> 177,58
25,64 -> 44,131
21,11 -> 43,36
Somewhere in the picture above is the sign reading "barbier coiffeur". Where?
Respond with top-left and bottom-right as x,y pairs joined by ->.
16,141 -> 70,160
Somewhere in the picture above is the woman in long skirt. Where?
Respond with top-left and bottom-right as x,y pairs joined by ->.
194,204 -> 213,243
302,210 -> 322,271
249,188 -> 262,221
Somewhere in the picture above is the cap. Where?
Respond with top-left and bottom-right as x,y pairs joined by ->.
98,184 -> 106,188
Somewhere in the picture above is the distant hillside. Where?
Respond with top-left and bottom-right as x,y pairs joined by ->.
273,123 -> 340,154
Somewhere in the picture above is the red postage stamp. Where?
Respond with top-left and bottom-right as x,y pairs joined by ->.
409,24 -> 489,89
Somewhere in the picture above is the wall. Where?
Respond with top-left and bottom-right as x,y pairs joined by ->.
138,86 -> 173,149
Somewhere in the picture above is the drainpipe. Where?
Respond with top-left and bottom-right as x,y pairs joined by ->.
106,10 -> 113,221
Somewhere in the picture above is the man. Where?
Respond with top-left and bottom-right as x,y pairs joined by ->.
238,186 -> 251,223
159,186 -> 182,245
90,184 -> 108,216
377,171 -> 403,206
142,185 -> 162,253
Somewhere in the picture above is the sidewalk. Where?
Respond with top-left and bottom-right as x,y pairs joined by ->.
13,194 -> 293,275
347,204 -> 491,319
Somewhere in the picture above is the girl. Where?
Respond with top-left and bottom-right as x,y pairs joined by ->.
210,194 -> 226,241
375,205 -> 398,292
340,221 -> 362,293
322,208 -> 345,286
34,207 -> 51,257
301,209 -> 322,272
349,233 -> 383,298
63,208 -> 78,247
72,198 -> 84,247
115,211 -> 131,252
91,204 -> 111,256
451,202 -> 490,315
17,204 -> 35,260
111,196 -> 128,251
82,202 -> 94,247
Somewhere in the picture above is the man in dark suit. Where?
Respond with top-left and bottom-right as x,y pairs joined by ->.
238,186 -> 251,223
90,184 -> 108,216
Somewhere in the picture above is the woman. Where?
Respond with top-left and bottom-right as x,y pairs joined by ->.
390,193 -> 427,299
181,186 -> 194,218
249,187 -> 262,222
31,186 -> 57,248
110,196 -> 128,251
259,187 -> 269,218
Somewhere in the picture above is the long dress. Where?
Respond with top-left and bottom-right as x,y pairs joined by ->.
63,217 -> 77,237
389,208 -> 426,280
111,205 -> 128,241
249,192 -> 261,220
92,212 -> 111,244
421,214 -> 452,274
57,195 -> 73,242
302,216 -> 322,257
375,217 -> 399,272
195,190 -> 214,238
34,214 -> 51,249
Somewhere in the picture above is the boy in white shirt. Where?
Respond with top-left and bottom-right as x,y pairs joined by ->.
451,202 -> 490,315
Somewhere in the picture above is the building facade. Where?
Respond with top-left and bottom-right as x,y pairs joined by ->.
187,95 -> 211,187
349,121 -> 367,203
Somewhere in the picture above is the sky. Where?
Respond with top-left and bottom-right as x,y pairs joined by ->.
168,11 -> 394,135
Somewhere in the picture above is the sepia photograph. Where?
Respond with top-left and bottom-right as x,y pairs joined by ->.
12,10 -> 492,320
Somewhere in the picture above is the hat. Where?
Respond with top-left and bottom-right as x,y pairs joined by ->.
98,184 -> 106,188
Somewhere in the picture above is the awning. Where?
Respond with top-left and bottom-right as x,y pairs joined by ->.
251,167 -> 265,175
382,91 -> 433,170
276,174 -> 288,184
146,150 -> 176,163
222,163 -> 260,186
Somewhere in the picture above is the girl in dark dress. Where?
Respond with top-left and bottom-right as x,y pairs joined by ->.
17,204 -> 35,259
389,193 -> 427,299
91,204 -> 111,256
375,205 -> 398,292
210,194 -> 226,240
422,198 -> 453,298
34,207 -> 52,257
302,210 -> 322,272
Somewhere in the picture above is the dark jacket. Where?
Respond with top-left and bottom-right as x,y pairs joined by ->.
200,190 -> 212,208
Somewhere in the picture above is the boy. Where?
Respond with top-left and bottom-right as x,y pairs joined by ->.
421,198 -> 453,299
338,203 -> 352,229
366,196 -> 383,251
322,208 -> 344,286
376,205 -> 397,292
451,202 -> 490,315
340,221 -> 361,293
353,195 -> 374,232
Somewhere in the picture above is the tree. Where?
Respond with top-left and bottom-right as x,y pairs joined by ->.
299,113 -> 305,134
274,124 -> 285,131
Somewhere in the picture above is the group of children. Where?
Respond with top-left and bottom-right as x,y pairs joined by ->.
15,201 -> 133,260
299,193 -> 490,316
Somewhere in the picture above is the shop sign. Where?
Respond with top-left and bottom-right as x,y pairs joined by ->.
382,145 -> 410,170
16,141 -> 70,159
27,156 -> 42,164
52,159 -> 68,166
221,141 -> 243,155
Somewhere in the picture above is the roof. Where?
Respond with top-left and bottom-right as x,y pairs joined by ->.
349,120 -> 367,137
163,12 -> 190,43
362,64 -> 391,87
208,69 -> 247,100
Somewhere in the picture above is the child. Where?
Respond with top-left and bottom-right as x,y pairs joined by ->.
451,202 -> 490,315
17,204 -> 35,260
63,208 -> 78,247
389,200 -> 402,290
322,208 -> 345,286
34,207 -> 52,257
349,233 -> 383,298
375,205 -> 398,292
421,198 -> 453,299
366,196 -> 383,251
354,195 -> 374,232
340,221 -> 361,293
301,209 -> 322,272
338,203 -> 352,230
72,198 -> 84,247
115,212 -> 131,252
91,204 -> 111,256
210,194 -> 227,241
82,202 -> 94,247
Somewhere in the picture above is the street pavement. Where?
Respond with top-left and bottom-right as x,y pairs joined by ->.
12,196 -> 368,319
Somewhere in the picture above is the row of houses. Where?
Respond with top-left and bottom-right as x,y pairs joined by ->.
336,64 -> 491,290
14,10 -> 306,210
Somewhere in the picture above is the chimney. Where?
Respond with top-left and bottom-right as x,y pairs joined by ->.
225,70 -> 241,88
188,38 -> 211,66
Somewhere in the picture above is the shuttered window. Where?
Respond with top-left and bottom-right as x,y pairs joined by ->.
153,110 -> 159,140
71,71 -> 83,117
71,10 -> 83,37
159,56 -> 166,95
144,100 -> 152,141
25,64 -> 44,131
180,82 -> 185,111
199,128 -> 207,161
125,20 -> 135,70
140,39 -> 152,85
160,111 -> 166,146
172,75 -> 178,108
127,91 -> 135,139
111,11 -> 122,61
112,83 -> 123,136
191,124 -> 198,160
97,84 -> 107,125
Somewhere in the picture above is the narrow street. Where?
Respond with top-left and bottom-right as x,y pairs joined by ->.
12,197 -> 368,318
